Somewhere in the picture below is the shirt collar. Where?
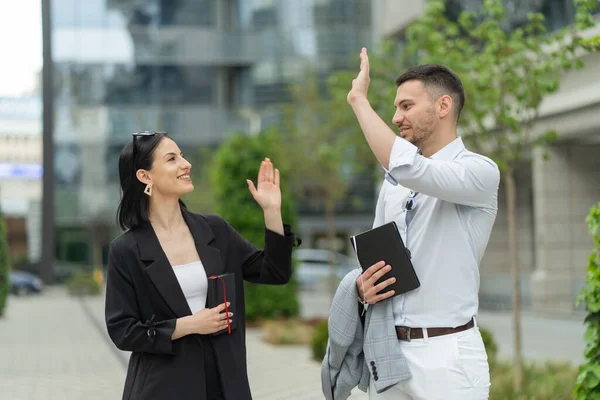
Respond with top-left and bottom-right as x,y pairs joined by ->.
429,137 -> 465,161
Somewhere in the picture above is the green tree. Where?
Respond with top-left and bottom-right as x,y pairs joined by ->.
574,202 -> 600,399
181,145 -> 217,214
0,206 -> 11,317
327,41 -> 408,172
211,128 -> 299,321
328,0 -> 599,392
280,72 -> 362,296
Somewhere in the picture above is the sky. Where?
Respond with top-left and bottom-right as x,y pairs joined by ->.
0,1 -> 43,97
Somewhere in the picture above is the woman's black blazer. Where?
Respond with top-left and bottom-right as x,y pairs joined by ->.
104,208 -> 298,399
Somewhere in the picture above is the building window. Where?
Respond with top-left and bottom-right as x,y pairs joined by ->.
441,0 -> 579,33
539,0 -> 576,32
52,0 -> 218,28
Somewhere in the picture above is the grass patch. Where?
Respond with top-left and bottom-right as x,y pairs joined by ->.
65,271 -> 101,296
490,360 -> 578,400
261,318 -> 315,345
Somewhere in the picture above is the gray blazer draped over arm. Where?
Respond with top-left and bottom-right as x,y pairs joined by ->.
321,269 -> 412,399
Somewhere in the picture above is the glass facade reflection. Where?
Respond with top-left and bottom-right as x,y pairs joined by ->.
444,0 -> 586,32
49,0 -> 374,276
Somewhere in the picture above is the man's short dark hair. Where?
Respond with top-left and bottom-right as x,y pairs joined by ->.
395,64 -> 465,121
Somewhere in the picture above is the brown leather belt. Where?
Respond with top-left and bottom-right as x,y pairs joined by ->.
395,318 -> 475,341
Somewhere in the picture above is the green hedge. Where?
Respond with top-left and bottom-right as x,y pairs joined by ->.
491,360 -> 578,400
481,325 -> 498,366
482,326 -> 578,399
311,320 -> 329,361
0,208 -> 10,317
574,202 -> 600,399
211,128 -> 299,321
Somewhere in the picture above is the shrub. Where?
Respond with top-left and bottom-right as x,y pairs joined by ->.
211,128 -> 299,321
480,326 -> 499,366
574,202 -> 600,399
311,319 -> 329,361
66,270 -> 101,296
0,208 -> 11,317
481,325 -> 578,399
491,361 -> 578,400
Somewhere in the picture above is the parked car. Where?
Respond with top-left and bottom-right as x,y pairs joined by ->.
10,270 -> 43,296
294,248 -> 359,290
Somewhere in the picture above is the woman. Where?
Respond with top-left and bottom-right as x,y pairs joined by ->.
105,131 -> 299,400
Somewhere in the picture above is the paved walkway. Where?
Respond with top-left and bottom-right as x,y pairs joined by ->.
0,288 -> 367,400
476,310 -> 586,365
0,289 -> 124,400
246,329 -> 366,399
0,287 -> 586,399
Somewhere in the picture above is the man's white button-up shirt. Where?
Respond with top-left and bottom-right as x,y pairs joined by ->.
374,136 -> 500,328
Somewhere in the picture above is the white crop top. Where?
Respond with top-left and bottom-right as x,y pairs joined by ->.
172,260 -> 208,314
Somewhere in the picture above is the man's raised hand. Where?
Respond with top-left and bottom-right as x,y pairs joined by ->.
347,47 -> 371,105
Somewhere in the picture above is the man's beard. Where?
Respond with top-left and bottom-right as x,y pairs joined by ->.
410,107 -> 437,149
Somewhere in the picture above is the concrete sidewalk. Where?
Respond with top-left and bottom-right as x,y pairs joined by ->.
0,288 -> 124,400
0,287 -> 586,399
0,288 -> 365,400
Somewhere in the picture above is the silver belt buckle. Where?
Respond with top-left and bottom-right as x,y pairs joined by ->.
405,327 -> 411,342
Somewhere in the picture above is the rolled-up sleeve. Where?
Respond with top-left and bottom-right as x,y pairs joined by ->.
105,244 -> 176,354
386,137 -> 500,208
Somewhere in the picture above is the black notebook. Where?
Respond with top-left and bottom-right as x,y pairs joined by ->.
350,221 -> 420,298
206,273 -> 237,335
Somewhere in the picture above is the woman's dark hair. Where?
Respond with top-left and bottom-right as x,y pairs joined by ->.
116,132 -> 186,231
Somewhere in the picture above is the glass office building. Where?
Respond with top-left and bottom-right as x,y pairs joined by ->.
442,0 -> 595,32
45,0 -> 374,278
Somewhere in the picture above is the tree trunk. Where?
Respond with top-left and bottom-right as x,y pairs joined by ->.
505,169 -> 523,392
325,198 -> 337,301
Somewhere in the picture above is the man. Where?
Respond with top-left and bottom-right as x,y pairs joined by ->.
348,48 -> 500,399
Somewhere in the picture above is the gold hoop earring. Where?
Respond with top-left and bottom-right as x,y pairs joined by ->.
144,183 -> 152,196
